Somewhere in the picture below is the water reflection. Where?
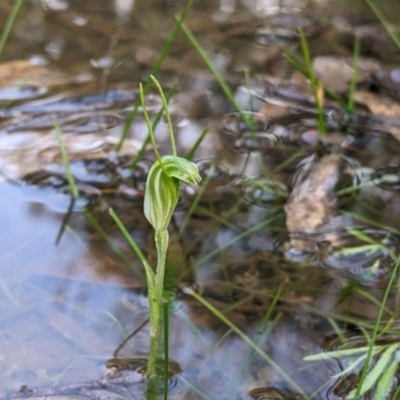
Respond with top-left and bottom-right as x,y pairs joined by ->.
219,0 -> 308,16
114,0 -> 134,24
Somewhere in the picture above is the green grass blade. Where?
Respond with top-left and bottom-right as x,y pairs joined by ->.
259,288 -> 282,330
130,85 -> 177,170
336,244 -> 387,256
150,75 -> 177,156
304,345 -> 385,361
390,372 -> 400,399
139,83 -> 162,162
374,356 -> 399,400
54,119 -> 79,199
347,344 -> 398,399
178,162 -> 212,235
85,210 -> 144,279
196,214 -> 281,266
181,21 -> 254,130
285,51 -> 346,108
346,227 -> 382,245
116,0 -> 195,151
108,207 -> 155,288
186,288 -> 308,398
298,30 -> 314,83
185,125 -> 210,161
0,0 -> 24,59
367,0 -> 400,50
298,29 -> 326,137
185,288 -> 309,399
354,252 -> 400,398
332,353 -> 369,380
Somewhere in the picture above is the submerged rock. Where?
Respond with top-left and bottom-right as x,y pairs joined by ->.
285,153 -> 356,252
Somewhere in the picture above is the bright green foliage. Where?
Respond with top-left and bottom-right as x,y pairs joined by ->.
304,341 -> 400,399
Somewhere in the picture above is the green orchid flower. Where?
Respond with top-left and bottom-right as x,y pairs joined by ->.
144,155 -> 201,233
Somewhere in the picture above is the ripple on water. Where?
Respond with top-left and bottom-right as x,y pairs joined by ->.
222,112 -> 281,153
22,181 -> 101,213
372,164 -> 400,191
0,85 -> 48,101
195,158 -> 233,185
320,229 -> 398,284
240,176 -> 287,210
241,386 -> 302,400
183,158 -> 239,205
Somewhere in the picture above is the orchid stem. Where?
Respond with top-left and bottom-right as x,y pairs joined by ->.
147,229 -> 169,377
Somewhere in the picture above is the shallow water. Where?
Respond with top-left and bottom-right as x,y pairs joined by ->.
1,1 -> 400,399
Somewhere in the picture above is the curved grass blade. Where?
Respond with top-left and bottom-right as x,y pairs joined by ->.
346,343 -> 398,399
374,355 -> 399,400
354,253 -> 400,397
186,287 -> 309,399
0,0 -> 24,59
181,21 -> 254,130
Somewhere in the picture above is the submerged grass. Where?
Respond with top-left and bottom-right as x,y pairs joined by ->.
285,29 -> 363,132
367,0 -> 400,50
54,120 -> 79,199
353,251 -> 400,398
181,21 -> 254,130
298,29 -> 326,137
304,250 -> 400,399
186,287 -> 309,399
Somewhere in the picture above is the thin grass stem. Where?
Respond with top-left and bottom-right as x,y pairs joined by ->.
284,52 -> 346,108
185,126 -> 210,161
0,0 -> 24,59
186,288 -> 308,398
196,214 -> 281,266
298,29 -> 326,137
139,83 -> 162,162
54,119 -> 79,199
181,21 -> 254,130
367,0 -> 400,50
179,164 -> 213,234
108,208 -> 154,282
150,75 -> 177,156
116,0 -> 195,151
354,252 -> 400,397
85,210 -> 143,279
130,85 -> 177,170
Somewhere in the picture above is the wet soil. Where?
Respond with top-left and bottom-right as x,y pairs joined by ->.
1,1 -> 400,399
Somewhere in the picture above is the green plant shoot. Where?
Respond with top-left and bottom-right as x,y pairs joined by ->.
141,76 -> 201,378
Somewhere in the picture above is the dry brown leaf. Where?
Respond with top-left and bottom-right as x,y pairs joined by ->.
354,90 -> 400,141
0,59 -> 91,88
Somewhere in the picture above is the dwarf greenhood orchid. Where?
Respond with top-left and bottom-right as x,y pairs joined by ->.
139,76 -> 201,382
